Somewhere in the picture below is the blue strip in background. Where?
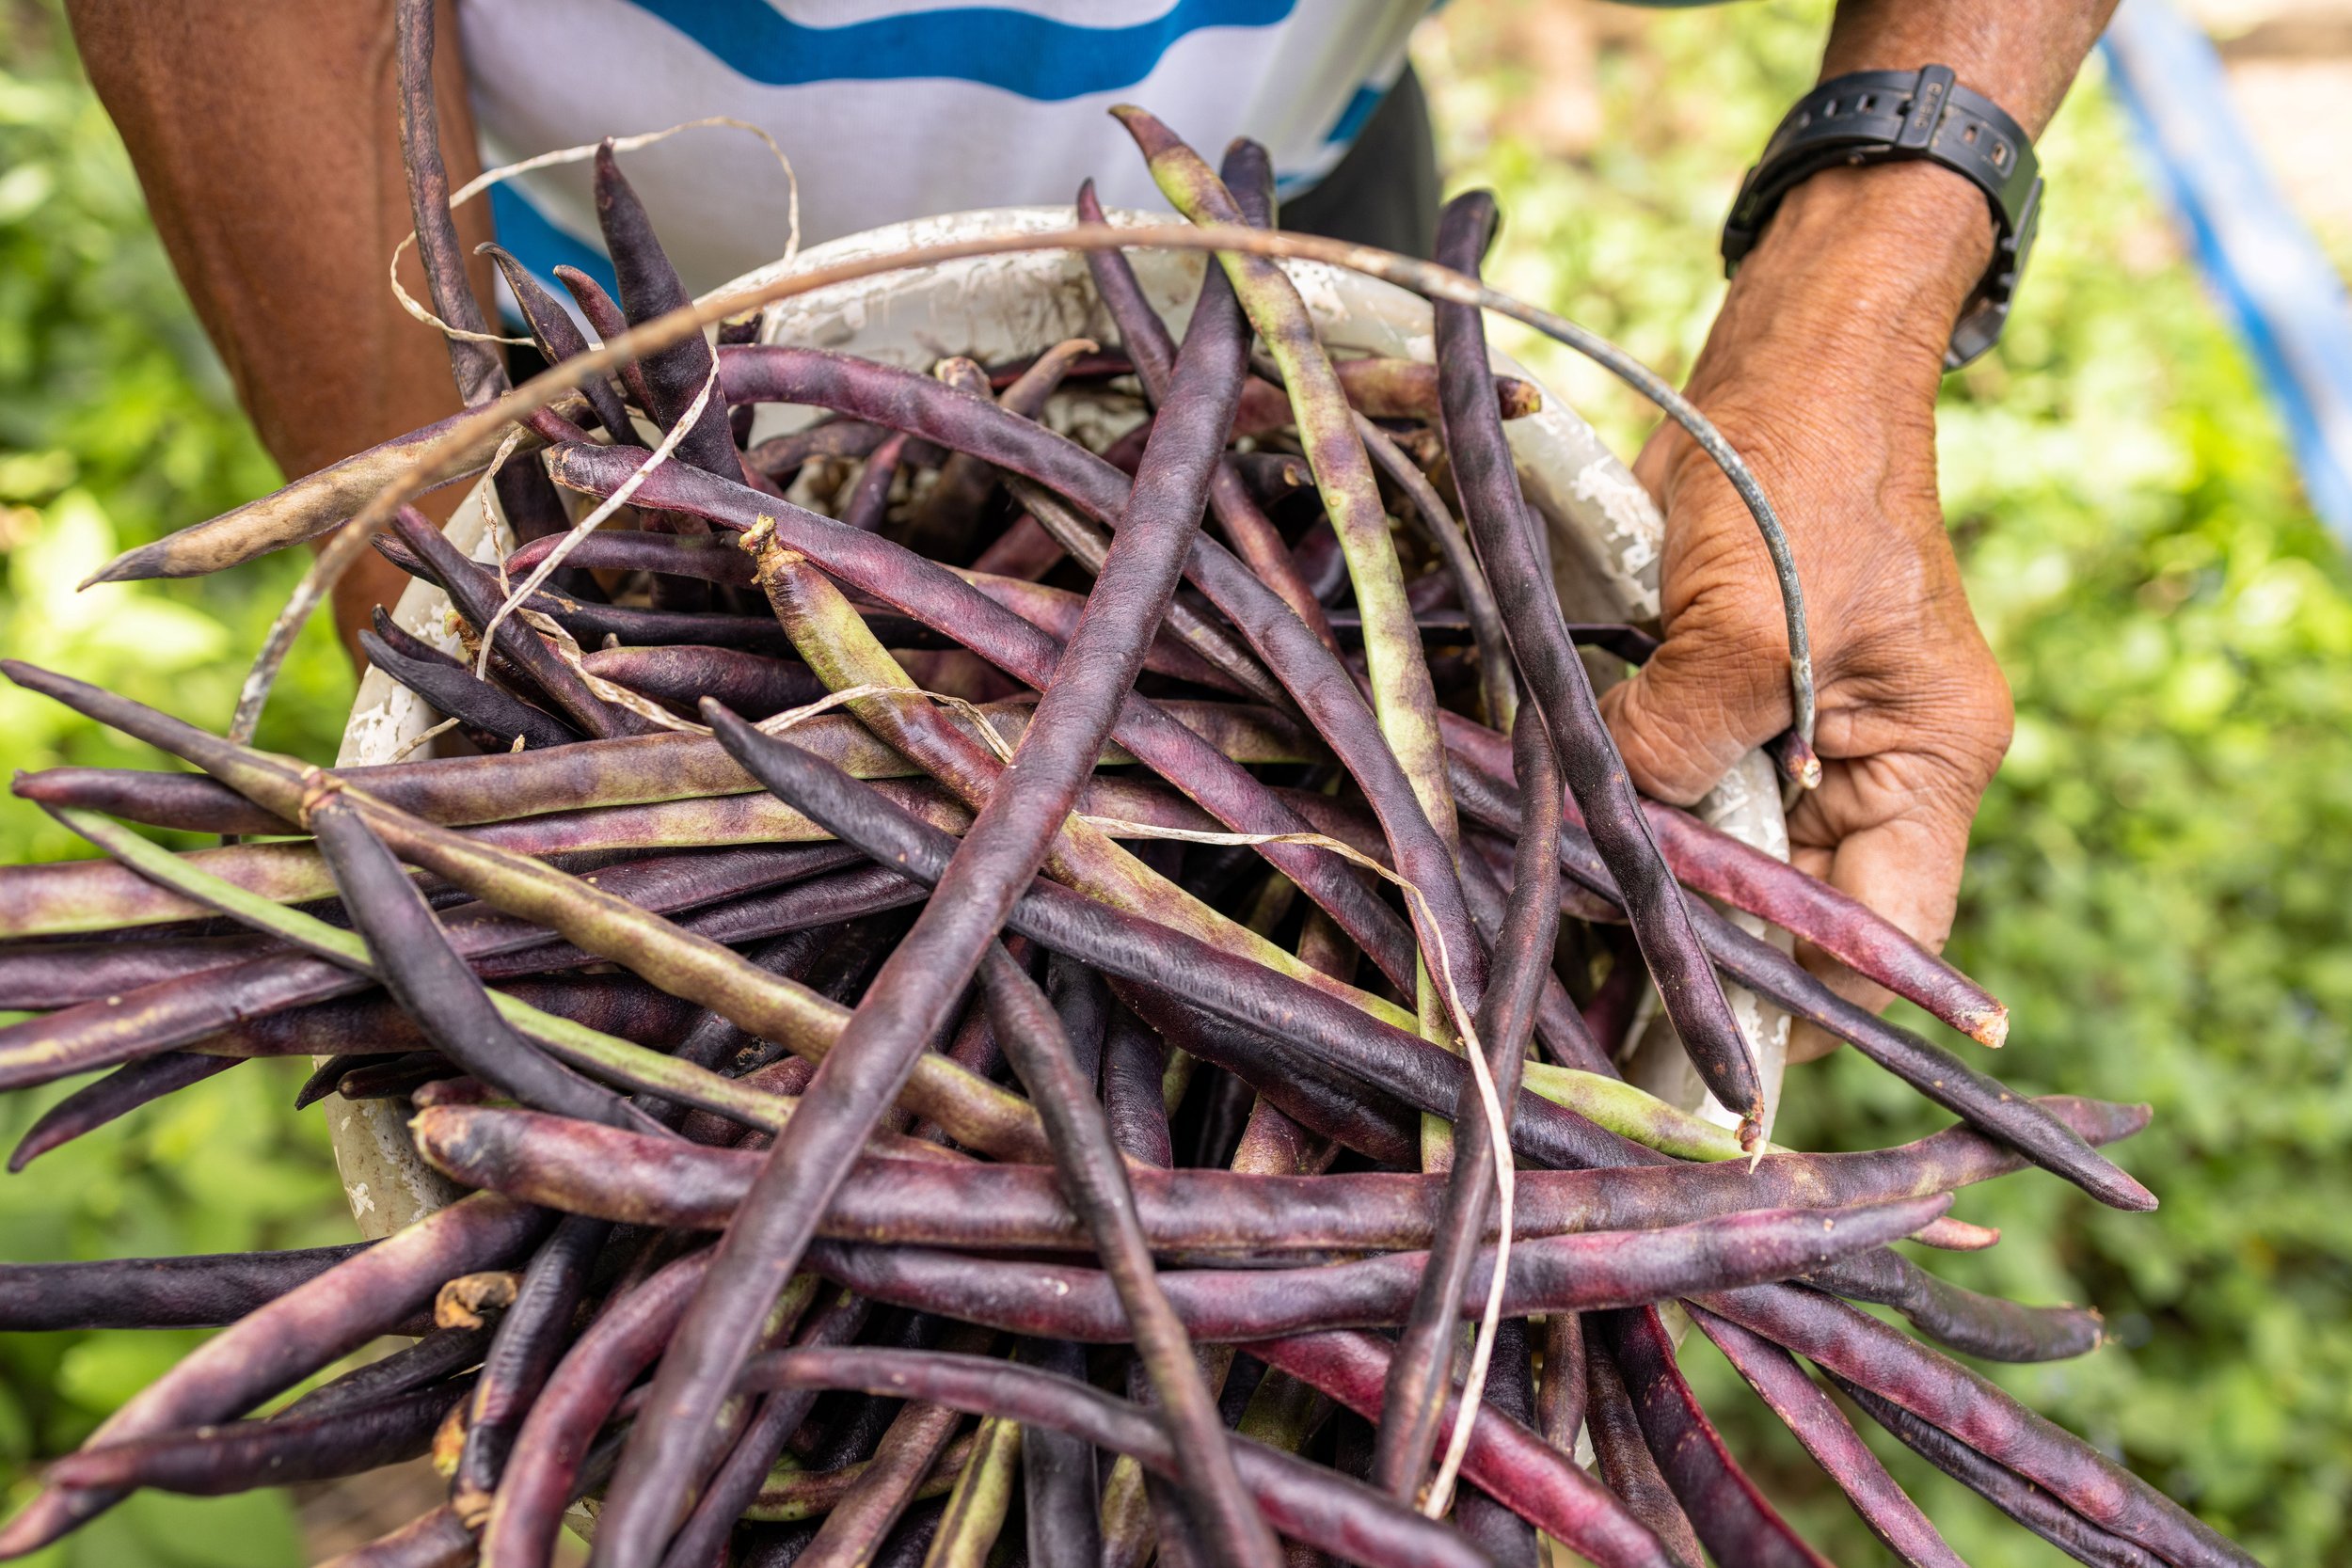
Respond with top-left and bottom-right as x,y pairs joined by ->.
2104,0 -> 2352,542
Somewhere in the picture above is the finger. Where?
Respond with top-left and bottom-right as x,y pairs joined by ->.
1783,759 -> 1977,1062
1597,619 -> 1786,804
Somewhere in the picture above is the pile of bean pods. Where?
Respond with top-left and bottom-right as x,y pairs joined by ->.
0,8 -> 2249,1568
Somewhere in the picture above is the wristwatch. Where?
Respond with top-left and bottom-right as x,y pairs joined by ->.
1722,65 -> 2042,370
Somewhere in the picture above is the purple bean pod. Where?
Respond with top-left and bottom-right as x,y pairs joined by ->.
1686,1304 -> 1965,1568
1375,705 -> 1562,1495
0,1194 -> 546,1557
1696,1283 -> 2258,1568
593,252 -> 1255,1566
8,1052 -> 237,1170
1252,1330 -> 1681,1568
1591,1305 -> 1830,1566
1431,190 -> 1761,1146
409,1096 -> 2145,1255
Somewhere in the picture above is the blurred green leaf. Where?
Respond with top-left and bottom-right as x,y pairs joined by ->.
0,8 -> 351,1557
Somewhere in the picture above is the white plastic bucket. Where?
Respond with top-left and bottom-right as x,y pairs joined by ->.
326,208 -> 1789,1238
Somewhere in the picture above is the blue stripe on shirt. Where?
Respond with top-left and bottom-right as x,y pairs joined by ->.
1323,81 -> 1385,145
619,0 -> 1295,101
489,182 -> 618,304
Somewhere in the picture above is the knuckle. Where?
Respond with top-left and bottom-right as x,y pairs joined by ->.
1604,677 -> 1729,804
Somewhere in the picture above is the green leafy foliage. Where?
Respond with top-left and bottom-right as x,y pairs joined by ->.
1426,3 -> 2352,1561
0,5 -> 349,1560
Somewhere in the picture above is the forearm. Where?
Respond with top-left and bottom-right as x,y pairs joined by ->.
1679,1 -> 2117,460
1751,0 -> 2114,386
1823,0 -> 2118,138
66,0 -> 493,647
1610,5 -> 2098,999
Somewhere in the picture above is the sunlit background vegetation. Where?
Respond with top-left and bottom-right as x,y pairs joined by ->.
2,0 -> 2347,1560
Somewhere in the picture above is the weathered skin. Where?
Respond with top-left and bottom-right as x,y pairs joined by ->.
1446,756 -> 2153,1211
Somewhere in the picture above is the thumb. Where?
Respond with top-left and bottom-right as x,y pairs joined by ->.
1597,613 -> 1788,805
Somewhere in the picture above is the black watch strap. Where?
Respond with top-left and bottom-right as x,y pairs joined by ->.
1721,65 -> 2042,369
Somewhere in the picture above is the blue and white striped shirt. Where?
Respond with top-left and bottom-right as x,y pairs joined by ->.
460,0 -> 1434,299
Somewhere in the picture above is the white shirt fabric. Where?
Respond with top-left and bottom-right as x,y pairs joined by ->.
457,0 -> 1432,299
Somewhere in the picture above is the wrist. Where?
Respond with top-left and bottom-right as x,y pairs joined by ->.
1655,166 -> 1982,554
1701,163 -> 1996,403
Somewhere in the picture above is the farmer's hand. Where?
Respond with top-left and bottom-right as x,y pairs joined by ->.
1599,163 -> 2014,1059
